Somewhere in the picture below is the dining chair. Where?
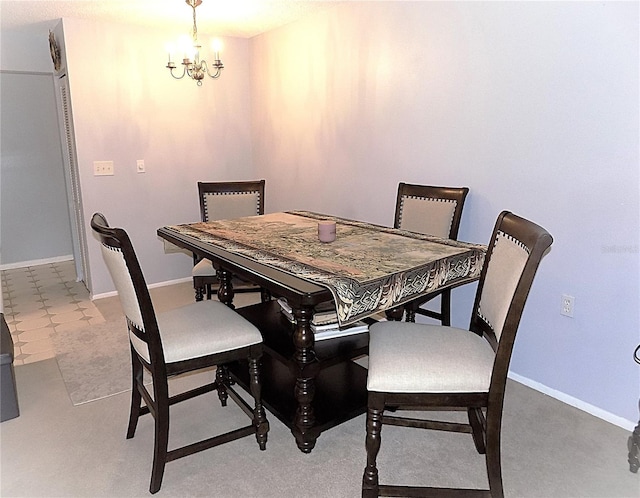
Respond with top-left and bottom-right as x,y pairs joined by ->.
394,182 -> 469,325
628,345 -> 640,473
362,211 -> 553,497
91,213 -> 269,494
192,180 -> 266,302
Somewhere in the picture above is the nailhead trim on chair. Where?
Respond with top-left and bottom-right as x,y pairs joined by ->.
398,196 -> 457,237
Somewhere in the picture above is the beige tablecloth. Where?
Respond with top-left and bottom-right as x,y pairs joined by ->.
166,211 -> 486,325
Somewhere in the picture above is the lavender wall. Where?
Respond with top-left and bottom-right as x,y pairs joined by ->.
60,18 -> 255,297
249,2 -> 640,424
1,1 -> 637,427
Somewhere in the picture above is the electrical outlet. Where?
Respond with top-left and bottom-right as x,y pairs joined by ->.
136,159 -> 145,173
561,294 -> 574,317
93,161 -> 114,176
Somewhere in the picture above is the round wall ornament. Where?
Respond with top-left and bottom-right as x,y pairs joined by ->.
49,30 -> 61,73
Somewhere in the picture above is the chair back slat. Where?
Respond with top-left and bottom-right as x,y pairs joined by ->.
477,231 -> 530,342
394,183 -> 469,240
203,191 -> 261,221
470,211 -> 553,354
90,213 -> 162,365
398,196 -> 458,238
99,244 -> 144,331
198,180 -> 265,222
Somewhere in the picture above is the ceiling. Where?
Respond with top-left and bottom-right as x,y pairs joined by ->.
0,0 -> 341,38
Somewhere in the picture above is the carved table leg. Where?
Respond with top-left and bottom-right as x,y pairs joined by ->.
216,269 -> 235,309
628,398 -> 640,473
292,305 -> 318,453
385,306 -> 404,322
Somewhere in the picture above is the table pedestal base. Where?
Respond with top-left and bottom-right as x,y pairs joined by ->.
233,300 -> 369,452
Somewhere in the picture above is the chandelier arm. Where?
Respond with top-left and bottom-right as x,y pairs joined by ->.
168,65 -> 188,80
201,60 -> 223,79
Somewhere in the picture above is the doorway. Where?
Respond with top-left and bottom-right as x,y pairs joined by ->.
0,71 -> 81,280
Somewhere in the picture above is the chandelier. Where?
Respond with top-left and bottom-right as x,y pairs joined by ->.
166,0 -> 223,86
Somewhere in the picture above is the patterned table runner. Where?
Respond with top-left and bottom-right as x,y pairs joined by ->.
166,211 -> 486,325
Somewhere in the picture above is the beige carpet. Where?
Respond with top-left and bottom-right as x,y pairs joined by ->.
31,285 -> 637,496
3,357 -> 639,497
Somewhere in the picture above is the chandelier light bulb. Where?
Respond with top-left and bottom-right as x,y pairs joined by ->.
211,38 -> 223,60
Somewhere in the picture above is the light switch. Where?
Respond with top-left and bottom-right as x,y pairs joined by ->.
93,161 -> 114,176
136,160 -> 145,173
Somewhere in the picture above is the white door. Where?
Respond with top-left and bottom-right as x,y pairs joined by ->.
53,73 -> 91,289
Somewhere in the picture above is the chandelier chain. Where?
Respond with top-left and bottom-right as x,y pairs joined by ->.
192,4 -> 198,43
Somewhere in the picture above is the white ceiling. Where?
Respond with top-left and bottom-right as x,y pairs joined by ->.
0,0 -> 341,38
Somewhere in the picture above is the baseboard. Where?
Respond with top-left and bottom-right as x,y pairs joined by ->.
0,255 -> 73,271
91,276 -> 192,301
508,371 -> 636,431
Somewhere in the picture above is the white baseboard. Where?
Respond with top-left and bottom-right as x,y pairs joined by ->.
91,276 -> 192,301
0,255 -> 73,271
508,371 -> 636,431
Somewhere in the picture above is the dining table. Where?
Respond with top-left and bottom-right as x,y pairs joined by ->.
157,211 -> 486,453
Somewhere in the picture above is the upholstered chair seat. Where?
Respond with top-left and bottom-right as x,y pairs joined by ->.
192,258 -> 215,278
129,301 -> 262,364
367,322 -> 494,394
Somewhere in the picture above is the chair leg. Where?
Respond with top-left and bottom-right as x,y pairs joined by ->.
485,408 -> 504,498
206,283 -> 213,300
628,400 -> 640,473
441,289 -> 452,326
405,305 -> 416,323
628,423 -> 640,472
194,286 -> 204,302
149,381 -> 170,494
362,395 -> 384,498
468,407 -> 487,454
248,356 -> 269,450
215,365 -> 230,407
260,288 -> 272,303
485,442 -> 504,497
126,351 -> 143,439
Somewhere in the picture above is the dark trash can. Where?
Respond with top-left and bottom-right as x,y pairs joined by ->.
1,313 -> 19,422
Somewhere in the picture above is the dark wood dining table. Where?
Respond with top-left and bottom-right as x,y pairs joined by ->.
157,211 -> 485,453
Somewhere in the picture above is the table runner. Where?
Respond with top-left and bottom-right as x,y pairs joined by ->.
165,211 -> 486,325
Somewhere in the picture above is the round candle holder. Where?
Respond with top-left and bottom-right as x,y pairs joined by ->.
318,220 -> 336,243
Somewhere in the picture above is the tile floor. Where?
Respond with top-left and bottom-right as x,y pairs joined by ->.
1,260 -> 105,366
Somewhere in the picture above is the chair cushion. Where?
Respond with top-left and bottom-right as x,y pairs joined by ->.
203,192 -> 260,221
367,321 -> 495,393
129,301 -> 262,364
399,197 -> 456,238
192,258 -> 216,277
478,231 -> 530,341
